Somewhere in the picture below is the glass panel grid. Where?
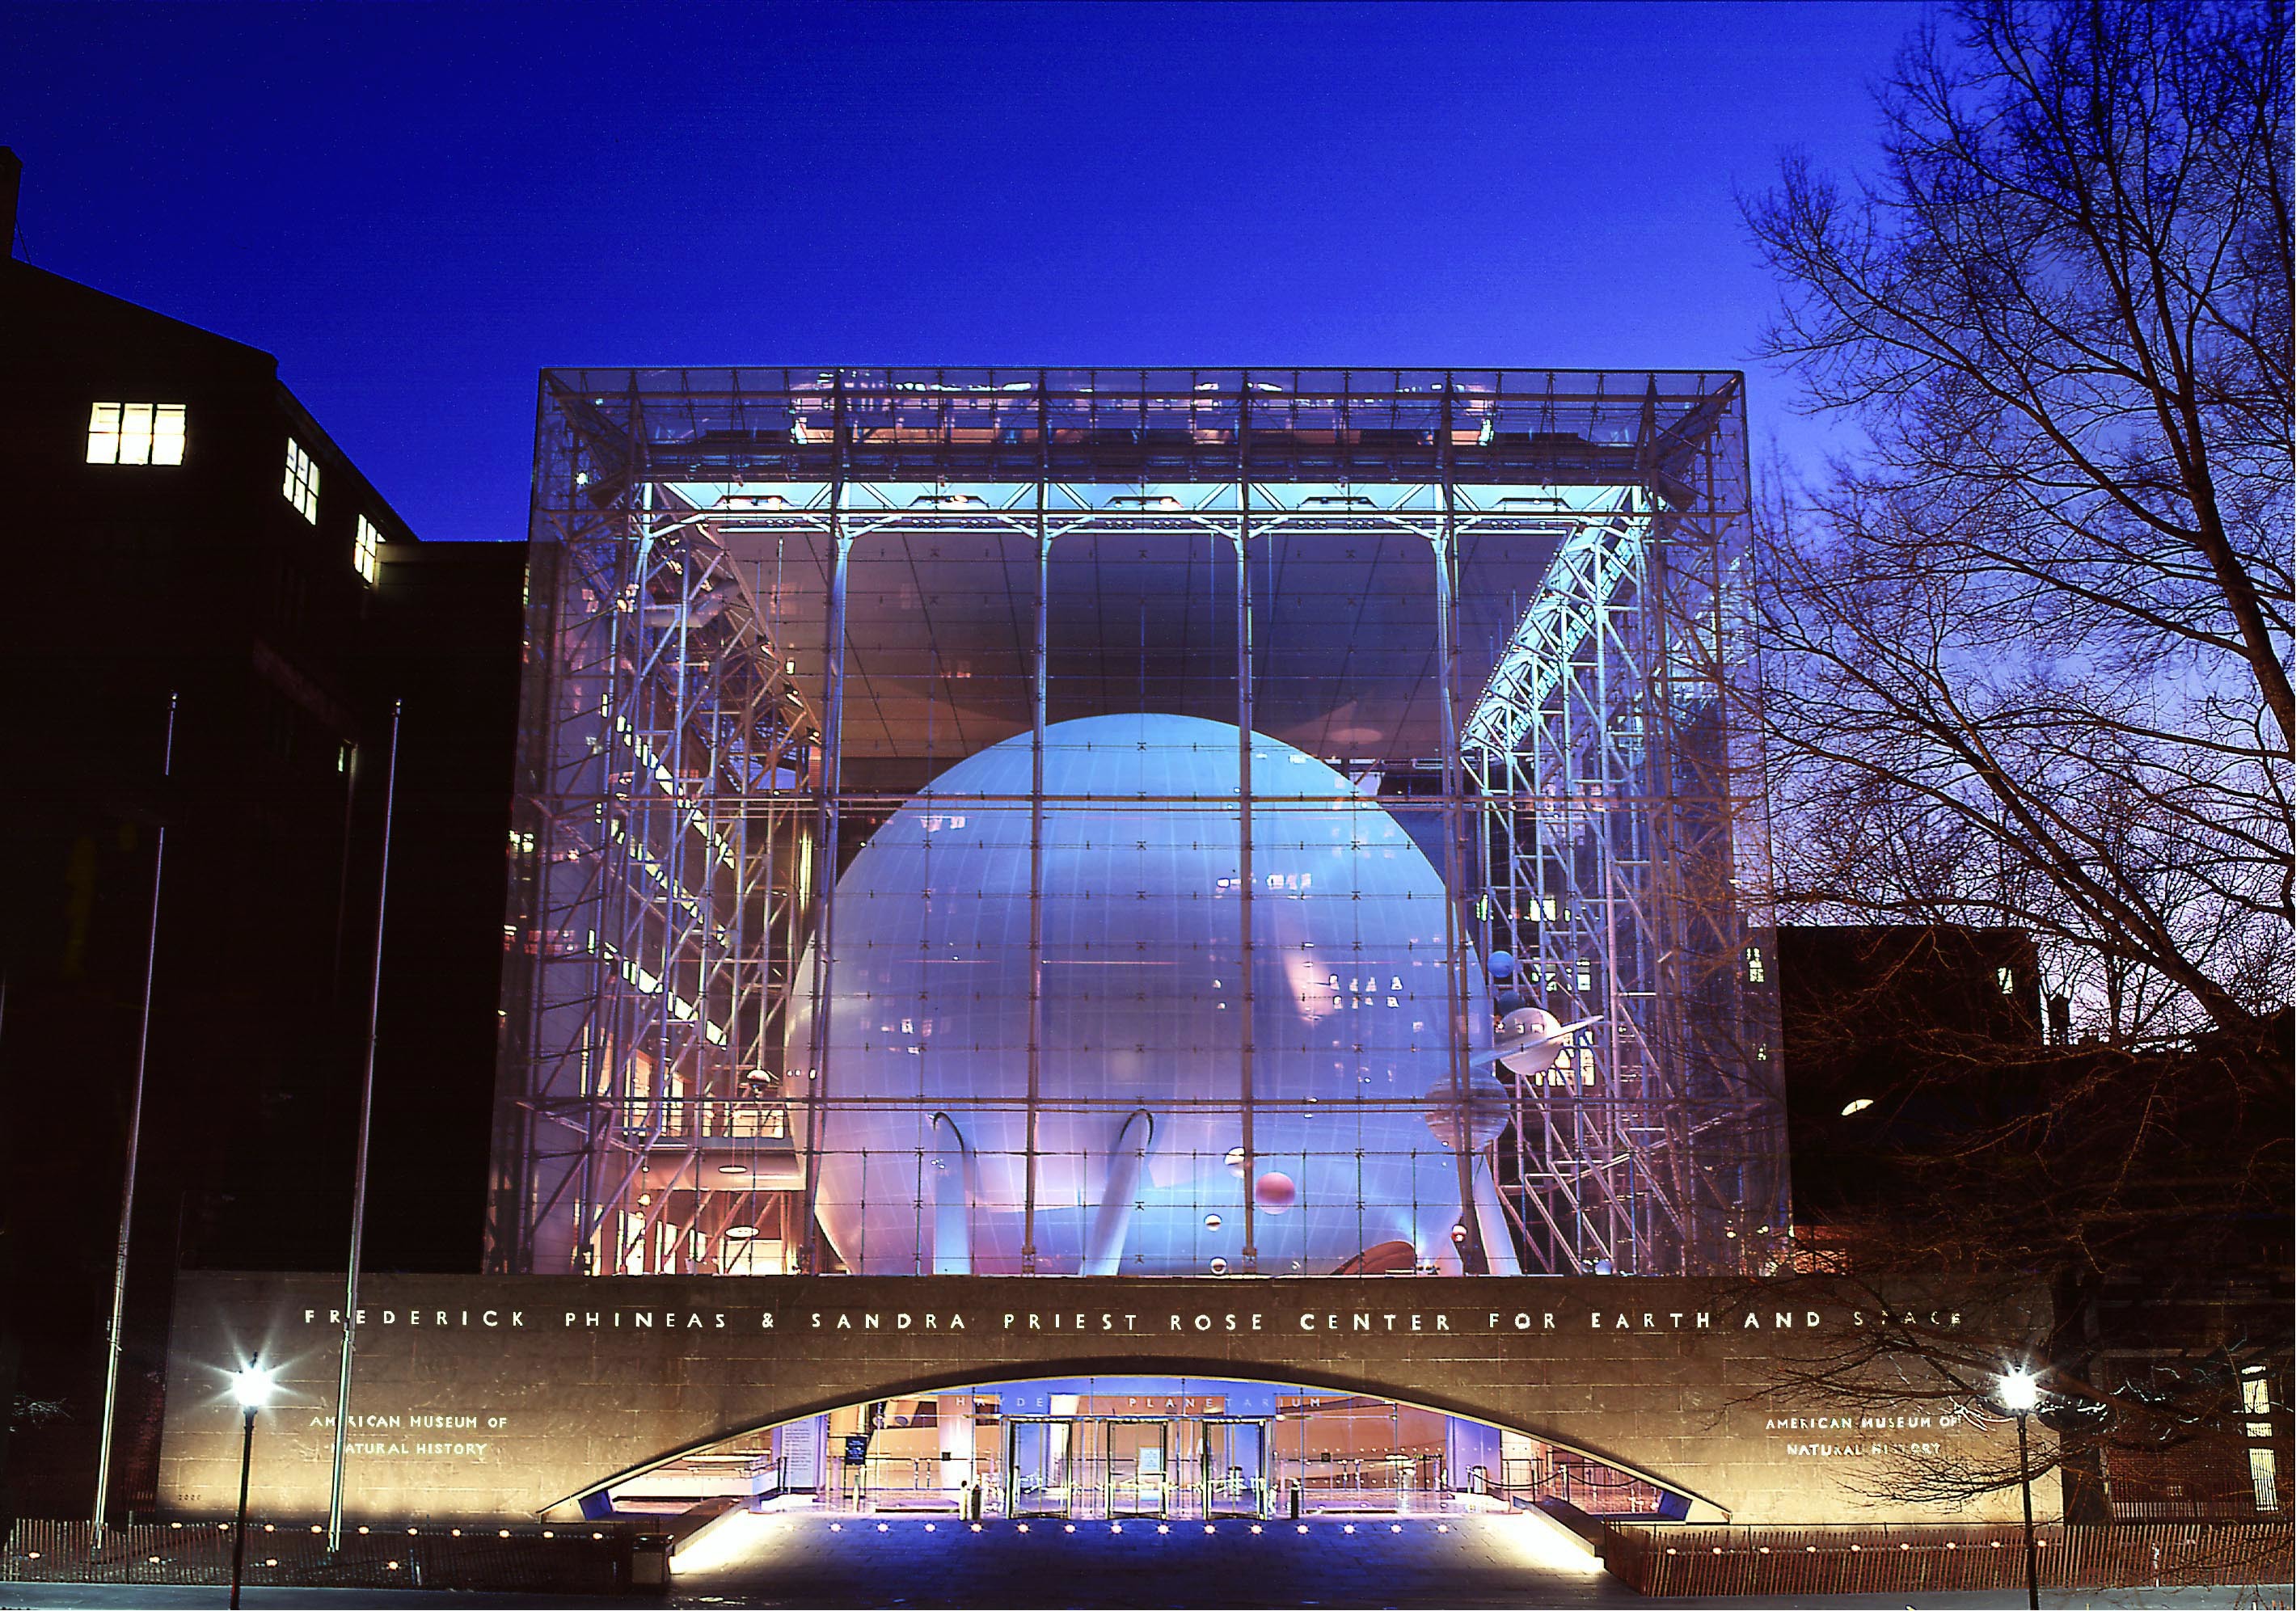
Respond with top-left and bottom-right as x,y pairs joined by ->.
487,369 -> 1783,1281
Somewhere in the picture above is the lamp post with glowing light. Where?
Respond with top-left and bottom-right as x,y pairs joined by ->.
1998,1367 -> 2042,1610
227,1362 -> 274,1610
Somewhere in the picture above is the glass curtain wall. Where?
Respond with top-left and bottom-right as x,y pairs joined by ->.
487,369 -> 1782,1280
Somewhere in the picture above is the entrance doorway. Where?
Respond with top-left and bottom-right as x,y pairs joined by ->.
1004,1417 -> 1268,1520
609,1377 -> 1691,1524
1007,1418 -> 1076,1517
1201,1419 -> 1266,1516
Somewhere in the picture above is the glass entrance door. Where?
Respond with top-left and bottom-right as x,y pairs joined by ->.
1104,1419 -> 1170,1517
1007,1419 -> 1076,1517
1201,1419 -> 1269,1516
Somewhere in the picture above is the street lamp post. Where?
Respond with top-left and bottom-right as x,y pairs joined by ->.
227,1362 -> 274,1611
1998,1367 -> 2041,1611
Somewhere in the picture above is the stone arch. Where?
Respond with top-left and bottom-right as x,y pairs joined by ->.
542,1352 -> 1726,1522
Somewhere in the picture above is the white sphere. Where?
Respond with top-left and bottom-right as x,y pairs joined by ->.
790,713 -> 1489,1275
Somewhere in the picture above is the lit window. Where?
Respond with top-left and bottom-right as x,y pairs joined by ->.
354,515 -> 382,585
2243,1369 -> 2272,1415
283,439 -> 319,523
1996,966 -> 2016,995
2251,1449 -> 2279,1512
1745,945 -> 1766,984
87,403 -> 186,466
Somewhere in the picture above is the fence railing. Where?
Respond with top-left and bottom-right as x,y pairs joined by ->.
1600,1520 -> 2295,1598
1495,1456 -> 1669,1516
2,1518 -> 634,1594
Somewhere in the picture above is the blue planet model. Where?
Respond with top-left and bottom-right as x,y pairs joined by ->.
788,713 -> 1517,1276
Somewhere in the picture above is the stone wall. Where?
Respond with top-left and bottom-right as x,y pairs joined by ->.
158,1272 -> 2052,1526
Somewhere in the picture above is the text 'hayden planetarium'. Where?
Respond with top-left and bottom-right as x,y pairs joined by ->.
487,367 -> 1785,1288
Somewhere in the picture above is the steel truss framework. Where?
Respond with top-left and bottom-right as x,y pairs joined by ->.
487,368 -> 1785,1280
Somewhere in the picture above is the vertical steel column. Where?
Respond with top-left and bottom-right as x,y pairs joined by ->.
329,696 -> 401,1549
1433,379 -> 1488,1274
1023,375 -> 1049,1273
799,377 -> 850,1272
1235,382 -> 1257,1272
93,690 -> 176,1527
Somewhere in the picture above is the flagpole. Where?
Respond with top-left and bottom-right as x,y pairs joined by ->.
94,691 -> 178,1527
327,698 -> 400,1550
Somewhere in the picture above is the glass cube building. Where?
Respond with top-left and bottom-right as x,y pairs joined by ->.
486,368 -> 1785,1280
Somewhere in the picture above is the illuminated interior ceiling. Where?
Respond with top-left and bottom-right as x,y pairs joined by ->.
658,483 -> 1639,768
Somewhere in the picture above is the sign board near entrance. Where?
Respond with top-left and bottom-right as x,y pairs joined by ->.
156,1272 -> 2052,1528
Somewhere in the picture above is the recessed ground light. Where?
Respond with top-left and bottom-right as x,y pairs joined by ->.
1841,1097 -> 1874,1116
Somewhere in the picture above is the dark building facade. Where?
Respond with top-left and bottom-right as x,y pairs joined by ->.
1778,925 -> 2290,1525
1777,923 -> 2045,1236
0,155 -> 523,1521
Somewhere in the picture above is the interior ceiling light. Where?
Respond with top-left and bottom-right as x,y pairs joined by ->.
1840,1097 -> 1875,1117
724,1225 -> 758,1240
717,1162 -> 749,1175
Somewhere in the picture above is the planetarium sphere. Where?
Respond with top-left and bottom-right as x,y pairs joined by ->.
791,713 -> 1489,1276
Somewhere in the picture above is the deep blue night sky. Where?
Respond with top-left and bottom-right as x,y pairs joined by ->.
4,2 -> 1918,542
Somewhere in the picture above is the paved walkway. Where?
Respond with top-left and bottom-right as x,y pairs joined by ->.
669,1512 -> 1613,1609
1,1515 -> 2282,1610
662,1513 -> 2289,1610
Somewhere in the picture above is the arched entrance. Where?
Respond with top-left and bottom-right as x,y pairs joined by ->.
558,1371 -> 1699,1525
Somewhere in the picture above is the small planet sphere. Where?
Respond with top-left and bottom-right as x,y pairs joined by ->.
1496,1006 -> 1569,1078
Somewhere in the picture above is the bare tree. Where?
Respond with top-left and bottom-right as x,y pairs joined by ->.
1741,1006 -> 2290,1533
1745,0 -> 2292,1041
1728,2 -> 2293,1545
